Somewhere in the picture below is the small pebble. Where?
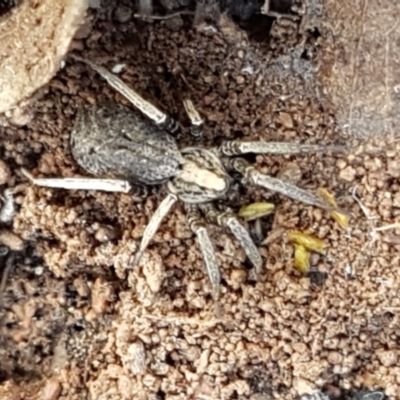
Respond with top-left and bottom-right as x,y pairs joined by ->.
387,159 -> 400,178
339,165 -> 356,182
114,5 -> 133,23
95,225 -> 117,243
112,63 -> 126,74
277,112 -> 294,128
0,160 -> 10,185
0,230 -> 23,251
41,379 -> 62,400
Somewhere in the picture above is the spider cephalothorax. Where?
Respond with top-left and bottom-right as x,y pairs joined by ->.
23,55 -> 344,316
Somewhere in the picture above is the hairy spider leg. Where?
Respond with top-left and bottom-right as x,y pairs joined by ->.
199,203 -> 262,281
183,99 -> 204,141
21,168 -> 132,193
218,141 -> 346,157
71,55 -> 180,135
228,158 -> 334,210
133,193 -> 178,267
185,204 -> 221,318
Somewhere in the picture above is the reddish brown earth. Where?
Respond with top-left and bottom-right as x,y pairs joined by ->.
0,1 -> 399,399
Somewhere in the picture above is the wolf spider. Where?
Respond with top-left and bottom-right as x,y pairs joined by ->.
22,55 -> 343,316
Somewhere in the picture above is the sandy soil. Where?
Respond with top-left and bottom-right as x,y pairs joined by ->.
0,1 -> 399,399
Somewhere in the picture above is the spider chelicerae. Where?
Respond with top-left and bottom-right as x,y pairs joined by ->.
22,55 -> 344,316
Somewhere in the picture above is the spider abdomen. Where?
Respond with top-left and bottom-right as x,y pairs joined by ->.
70,103 -> 183,185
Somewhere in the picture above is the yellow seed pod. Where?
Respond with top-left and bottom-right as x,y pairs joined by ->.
238,202 -> 275,221
318,187 -> 349,229
317,187 -> 338,207
287,230 -> 326,254
293,244 -> 310,273
331,211 -> 350,229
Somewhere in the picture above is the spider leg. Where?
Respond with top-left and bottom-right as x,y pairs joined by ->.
199,203 -> 262,280
218,141 -> 346,156
183,99 -> 204,141
228,158 -> 334,210
185,204 -> 221,318
133,193 -> 178,267
22,168 -> 132,193
71,55 -> 180,135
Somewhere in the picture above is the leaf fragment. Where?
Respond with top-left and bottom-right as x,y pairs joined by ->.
318,187 -> 349,229
287,230 -> 326,254
293,244 -> 310,273
238,202 -> 275,221
317,187 -> 338,207
331,210 -> 350,229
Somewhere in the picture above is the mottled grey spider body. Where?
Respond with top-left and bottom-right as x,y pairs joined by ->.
23,55 -> 344,316
71,103 -> 182,185
70,103 -> 231,204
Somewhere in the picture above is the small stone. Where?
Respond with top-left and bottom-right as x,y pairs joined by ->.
339,165 -> 356,182
236,75 -> 245,84
5,106 -> 34,126
278,162 -> 301,184
327,351 -> 343,365
95,225 -> 117,243
203,93 -> 217,105
293,377 -> 315,396
89,0 -> 101,8
91,278 -> 114,315
114,5 -> 132,23
229,269 -> 247,289
160,0 -> 180,10
166,15 -> 183,31
0,160 -> 10,185
142,251 -> 164,293
41,380 -> 62,400
0,380 -> 21,400
73,277 -> 90,297
364,157 -> 383,171
74,20 -> 93,40
0,189 -> 16,223
0,230 -> 23,251
196,349 -> 210,373
126,341 -> 147,375
277,112 -> 294,128
356,166 -> 366,175
336,159 -> 347,169
376,349 -> 398,367
388,159 -> 400,178
111,63 -> 126,74
393,192 -> 400,208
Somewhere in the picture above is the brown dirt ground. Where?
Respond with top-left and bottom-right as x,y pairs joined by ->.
1,1 -> 400,399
